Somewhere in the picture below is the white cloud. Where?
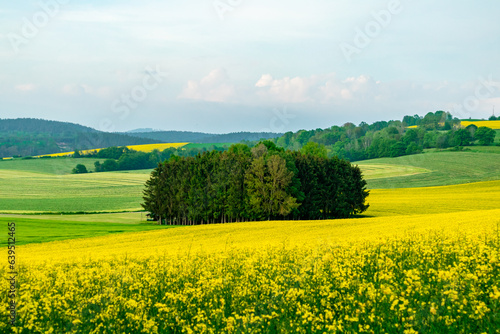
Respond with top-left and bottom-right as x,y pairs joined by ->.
320,75 -> 379,102
255,74 -> 316,103
253,73 -> 499,120
178,69 -> 235,103
255,73 -> 382,104
14,84 -> 36,92
255,74 -> 273,88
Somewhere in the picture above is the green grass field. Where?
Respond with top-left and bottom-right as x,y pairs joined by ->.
0,158 -> 151,213
358,151 -> 500,188
0,157 -> 101,175
0,170 -> 150,213
359,164 -> 429,180
0,213 -> 169,246
465,145 -> 500,154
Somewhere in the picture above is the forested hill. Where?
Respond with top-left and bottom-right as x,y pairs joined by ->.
0,118 -> 98,134
0,118 -> 160,158
123,131 -> 283,144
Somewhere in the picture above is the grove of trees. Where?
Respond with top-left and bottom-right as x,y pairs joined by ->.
142,142 -> 369,225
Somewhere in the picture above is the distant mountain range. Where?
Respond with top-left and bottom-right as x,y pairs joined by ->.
0,118 -> 282,158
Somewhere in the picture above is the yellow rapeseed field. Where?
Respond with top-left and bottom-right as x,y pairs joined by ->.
461,120 -> 500,129
406,120 -> 500,130
38,143 -> 188,157
3,181 -> 500,333
367,180 -> 500,217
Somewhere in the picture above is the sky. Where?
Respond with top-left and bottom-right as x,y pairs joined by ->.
1,0 -> 499,133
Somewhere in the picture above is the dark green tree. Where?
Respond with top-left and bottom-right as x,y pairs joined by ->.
72,164 -> 88,174
474,127 -> 496,145
102,159 -> 119,171
466,124 -> 478,137
389,142 -> 407,157
451,129 -> 472,146
402,129 -> 418,146
436,133 -> 450,148
405,142 -> 421,155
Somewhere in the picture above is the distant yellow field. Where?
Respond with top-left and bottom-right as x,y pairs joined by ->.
461,120 -> 500,129
367,180 -> 500,217
405,121 -> 500,130
38,143 -> 188,157
17,179 -> 500,263
17,207 -> 499,265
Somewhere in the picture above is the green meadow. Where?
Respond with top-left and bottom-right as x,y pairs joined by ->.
0,213 -> 170,246
358,150 -> 500,188
0,158 -> 151,213
0,157 -> 101,175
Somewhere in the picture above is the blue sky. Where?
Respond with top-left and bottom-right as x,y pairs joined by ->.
1,0 -> 499,133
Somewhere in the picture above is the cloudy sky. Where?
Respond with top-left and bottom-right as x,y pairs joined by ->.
1,0 -> 499,133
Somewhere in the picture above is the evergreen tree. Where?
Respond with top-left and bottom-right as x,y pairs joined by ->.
142,144 -> 370,224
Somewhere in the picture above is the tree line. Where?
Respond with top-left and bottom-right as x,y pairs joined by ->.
71,145 -> 230,173
272,111 -> 497,161
142,142 -> 369,225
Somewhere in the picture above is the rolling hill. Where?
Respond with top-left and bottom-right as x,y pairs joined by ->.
0,118 -> 161,158
357,148 -> 500,188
